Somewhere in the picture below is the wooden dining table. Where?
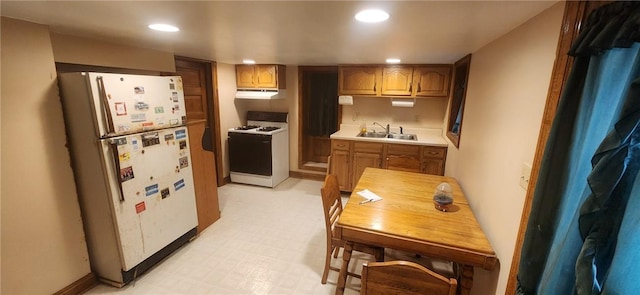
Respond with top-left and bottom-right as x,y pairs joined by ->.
334,167 -> 497,295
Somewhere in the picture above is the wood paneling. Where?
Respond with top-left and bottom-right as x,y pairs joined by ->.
175,58 -> 221,233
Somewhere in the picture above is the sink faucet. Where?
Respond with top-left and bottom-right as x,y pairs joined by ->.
373,122 -> 390,135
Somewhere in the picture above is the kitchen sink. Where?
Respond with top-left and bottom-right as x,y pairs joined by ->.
387,133 -> 418,140
357,131 -> 388,138
357,132 -> 418,141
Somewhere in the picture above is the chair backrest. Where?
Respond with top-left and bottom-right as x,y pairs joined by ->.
321,174 -> 343,240
361,261 -> 457,295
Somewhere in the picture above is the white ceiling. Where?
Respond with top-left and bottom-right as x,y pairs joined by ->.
1,1 -> 559,65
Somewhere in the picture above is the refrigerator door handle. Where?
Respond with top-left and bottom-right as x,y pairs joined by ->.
97,76 -> 115,135
108,140 -> 126,202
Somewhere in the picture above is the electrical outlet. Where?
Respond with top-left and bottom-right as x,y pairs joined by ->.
520,163 -> 532,190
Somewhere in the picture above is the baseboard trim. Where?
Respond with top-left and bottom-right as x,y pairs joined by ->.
300,164 -> 327,173
223,171 -> 325,185
54,272 -> 97,295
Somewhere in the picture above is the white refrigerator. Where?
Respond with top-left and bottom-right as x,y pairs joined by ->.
57,72 -> 198,286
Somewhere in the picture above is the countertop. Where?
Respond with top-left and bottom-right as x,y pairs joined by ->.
330,124 -> 448,147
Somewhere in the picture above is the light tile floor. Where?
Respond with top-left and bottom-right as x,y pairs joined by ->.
86,178 -> 370,295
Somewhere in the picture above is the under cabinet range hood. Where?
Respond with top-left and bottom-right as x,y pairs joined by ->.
235,89 -> 286,99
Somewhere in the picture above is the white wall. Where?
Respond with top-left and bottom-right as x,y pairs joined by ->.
444,3 -> 564,294
51,33 -> 176,72
215,63 -> 239,178
1,17 -> 91,294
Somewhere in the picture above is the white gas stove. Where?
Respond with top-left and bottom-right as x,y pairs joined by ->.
228,111 -> 289,187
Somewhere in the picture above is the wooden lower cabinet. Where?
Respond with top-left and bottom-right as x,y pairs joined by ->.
351,142 -> 384,188
421,146 -> 447,175
330,139 -> 447,192
385,143 -> 421,172
331,140 -> 352,191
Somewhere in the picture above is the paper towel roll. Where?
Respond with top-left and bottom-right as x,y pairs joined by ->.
338,95 -> 354,105
391,98 -> 415,108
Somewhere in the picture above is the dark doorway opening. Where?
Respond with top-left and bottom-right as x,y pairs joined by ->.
298,66 -> 340,172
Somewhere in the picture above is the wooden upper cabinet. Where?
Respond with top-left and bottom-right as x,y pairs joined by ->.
235,64 -> 285,89
338,66 -> 380,96
255,65 -> 279,88
236,65 -> 255,88
381,66 -> 414,96
413,66 -> 452,97
339,65 -> 451,97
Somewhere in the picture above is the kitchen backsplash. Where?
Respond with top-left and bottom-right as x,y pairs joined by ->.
341,96 -> 448,130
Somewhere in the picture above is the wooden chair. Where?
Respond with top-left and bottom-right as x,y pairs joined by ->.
321,174 -> 384,284
361,260 -> 458,295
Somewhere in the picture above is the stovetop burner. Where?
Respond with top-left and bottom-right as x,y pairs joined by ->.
235,125 -> 259,130
257,126 -> 280,132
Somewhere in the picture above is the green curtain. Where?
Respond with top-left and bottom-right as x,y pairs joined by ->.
517,2 -> 640,294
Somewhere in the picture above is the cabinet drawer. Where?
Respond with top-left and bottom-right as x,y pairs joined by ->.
387,143 -> 421,156
353,141 -> 384,153
331,140 -> 351,151
422,146 -> 447,159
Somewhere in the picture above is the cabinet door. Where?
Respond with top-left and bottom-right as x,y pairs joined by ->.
339,66 -> 380,96
421,146 -> 447,175
331,149 -> 351,191
422,159 -> 445,175
330,140 -> 352,191
255,65 -> 278,88
352,152 -> 382,189
413,66 -> 452,97
352,142 -> 383,189
386,143 -> 421,172
381,66 -> 414,96
236,65 -> 256,88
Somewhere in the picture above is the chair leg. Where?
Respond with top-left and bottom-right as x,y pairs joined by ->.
333,246 -> 340,258
321,245 -> 333,284
375,248 -> 384,262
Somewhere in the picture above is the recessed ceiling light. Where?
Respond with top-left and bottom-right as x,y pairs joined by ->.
242,59 -> 256,64
148,24 -> 180,32
386,58 -> 401,64
355,9 -> 390,23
